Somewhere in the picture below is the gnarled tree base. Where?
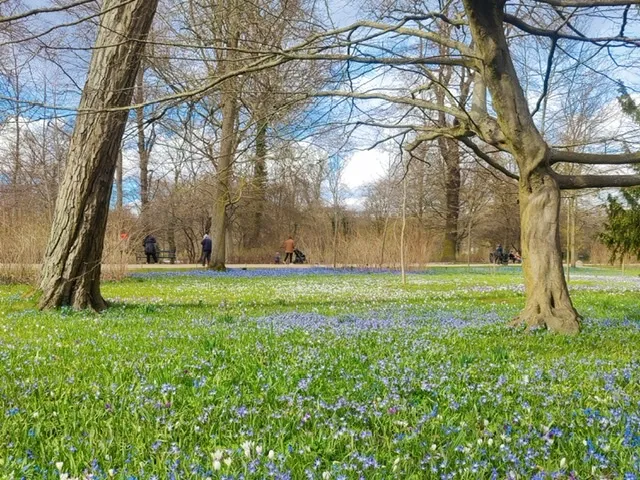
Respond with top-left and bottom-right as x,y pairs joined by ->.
39,277 -> 108,312
509,297 -> 581,334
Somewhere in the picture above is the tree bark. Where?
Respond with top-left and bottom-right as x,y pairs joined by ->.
439,136 -> 461,262
333,209 -> 339,268
135,67 -> 150,216
570,196 -> 577,268
400,165 -> 407,284
116,148 -> 123,210
38,0 -> 158,310
512,166 -> 581,333
250,119 -> 268,247
209,70 -> 239,270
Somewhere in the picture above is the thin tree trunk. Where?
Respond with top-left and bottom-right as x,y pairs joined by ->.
250,119 -> 268,246
332,210 -> 339,268
167,213 -> 176,265
400,169 -> 407,284
439,137 -> 461,262
11,60 -> 21,220
135,67 -> 150,215
38,0 -> 159,310
116,149 -> 123,210
226,221 -> 234,263
467,218 -> 472,269
209,57 -> 239,269
380,215 -> 389,268
566,196 -> 571,282
570,196 -> 577,268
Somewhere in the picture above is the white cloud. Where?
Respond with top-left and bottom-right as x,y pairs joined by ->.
342,149 -> 391,190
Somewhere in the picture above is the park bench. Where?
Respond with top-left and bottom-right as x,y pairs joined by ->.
135,249 -> 177,264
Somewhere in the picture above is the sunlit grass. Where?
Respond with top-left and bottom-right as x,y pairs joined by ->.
1,266 -> 639,479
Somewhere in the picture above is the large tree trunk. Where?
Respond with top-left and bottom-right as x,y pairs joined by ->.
38,0 -> 158,310
512,167 -> 581,333
464,0 -> 581,333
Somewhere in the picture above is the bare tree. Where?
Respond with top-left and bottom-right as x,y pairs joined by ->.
326,156 -> 348,268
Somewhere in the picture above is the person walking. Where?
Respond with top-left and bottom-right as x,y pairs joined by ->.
201,233 -> 212,267
283,236 -> 295,264
143,234 -> 158,264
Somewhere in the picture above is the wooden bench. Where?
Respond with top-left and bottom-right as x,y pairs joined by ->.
135,249 -> 177,264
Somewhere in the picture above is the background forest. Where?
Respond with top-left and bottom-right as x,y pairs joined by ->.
0,0 -> 633,275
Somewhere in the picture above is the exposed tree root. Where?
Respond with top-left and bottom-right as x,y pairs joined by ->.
510,302 -> 581,334
39,278 -> 108,312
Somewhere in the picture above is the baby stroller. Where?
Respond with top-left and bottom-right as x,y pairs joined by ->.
293,248 -> 307,264
489,251 -> 509,265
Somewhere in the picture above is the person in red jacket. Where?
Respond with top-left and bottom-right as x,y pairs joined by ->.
282,236 -> 295,264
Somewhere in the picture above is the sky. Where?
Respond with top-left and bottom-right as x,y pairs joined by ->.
3,0 -> 640,207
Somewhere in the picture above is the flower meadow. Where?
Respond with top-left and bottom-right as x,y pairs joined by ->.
1,267 -> 639,479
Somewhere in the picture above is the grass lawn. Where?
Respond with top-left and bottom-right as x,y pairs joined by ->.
1,266 -> 639,479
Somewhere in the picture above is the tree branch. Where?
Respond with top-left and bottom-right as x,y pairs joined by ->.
458,137 -> 519,180
0,0 -> 96,24
311,90 -> 468,121
504,13 -> 640,46
281,52 -> 476,69
550,149 -> 640,164
534,0 -> 640,6
557,174 -> 640,189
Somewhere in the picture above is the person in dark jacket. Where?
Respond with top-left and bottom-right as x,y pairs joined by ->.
201,233 -> 212,266
143,234 -> 158,264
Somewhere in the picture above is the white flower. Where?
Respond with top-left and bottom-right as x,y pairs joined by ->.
477,438 -> 483,445
322,472 -> 331,480
430,444 -> 437,451
224,458 -> 232,467
560,458 -> 567,469
56,462 -> 64,471
241,440 -> 254,458
212,450 -> 224,461
483,419 -> 489,427
107,469 -> 115,477
213,460 -> 221,471
59,474 -> 69,480
487,438 -> 494,446
256,445 -> 263,455
268,450 -> 275,460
